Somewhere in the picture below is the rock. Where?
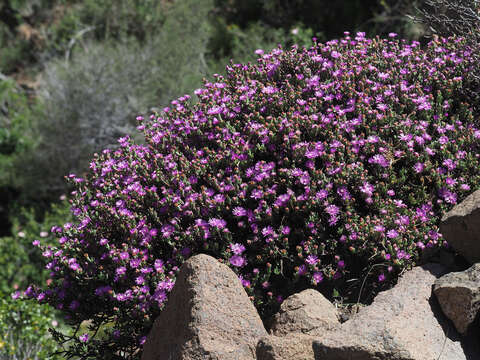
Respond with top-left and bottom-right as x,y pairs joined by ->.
141,254 -> 267,360
313,264 -> 475,360
256,334 -> 317,360
440,189 -> 480,264
434,263 -> 480,334
268,288 -> 340,337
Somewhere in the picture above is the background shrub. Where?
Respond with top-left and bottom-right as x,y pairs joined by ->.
0,76 -> 38,235
0,199 -> 72,293
28,33 -> 480,359
0,292 -> 63,360
15,0 -> 214,203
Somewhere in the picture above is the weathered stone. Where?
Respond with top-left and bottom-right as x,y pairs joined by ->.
141,254 -> 267,360
256,334 -> 316,360
434,263 -> 480,334
440,189 -> 480,264
268,288 -> 340,337
313,264 -> 474,360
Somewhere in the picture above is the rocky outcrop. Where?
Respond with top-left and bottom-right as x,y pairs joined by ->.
256,289 -> 340,360
312,264 -> 470,360
440,189 -> 480,264
256,334 -> 317,360
434,263 -> 480,334
141,254 -> 267,360
268,288 -> 340,336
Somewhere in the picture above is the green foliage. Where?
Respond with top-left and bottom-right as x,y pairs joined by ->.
0,34 -> 31,74
0,199 -> 72,293
0,293 -> 63,360
215,0 -> 426,40
0,77 -> 37,187
76,0 -> 168,42
207,18 -> 320,74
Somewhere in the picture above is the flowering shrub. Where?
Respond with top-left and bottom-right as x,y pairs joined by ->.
26,32 -> 480,358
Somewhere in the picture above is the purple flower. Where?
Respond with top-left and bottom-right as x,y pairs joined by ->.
130,259 -> 141,268
359,182 -> 374,196
208,106 -> 222,115
233,207 -> 247,217
413,162 -> 424,173
208,218 -> 227,229
261,226 -> 274,237
325,204 -> 340,217
315,190 -> 328,200
438,136 -> 449,145
241,278 -> 251,287
305,255 -> 318,265
230,255 -> 246,267
305,149 -> 320,158
438,187 -> 457,204
442,158 -> 456,171
368,154 -> 390,168
274,193 -> 291,207
313,272 -> 324,284
262,86 -> 277,94
337,186 -> 351,201
250,189 -> 264,200
213,194 -> 225,203
387,229 -> 399,239
153,290 -> 167,304
281,226 -> 291,235
378,274 -> 386,282
230,243 -> 246,255
79,333 -> 89,343
298,265 -> 307,276
161,224 -> 175,238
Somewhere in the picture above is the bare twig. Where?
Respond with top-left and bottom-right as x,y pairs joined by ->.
65,26 -> 96,62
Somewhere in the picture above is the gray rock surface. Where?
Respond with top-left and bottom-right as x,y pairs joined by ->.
312,264 -> 477,360
141,254 -> 267,360
268,288 -> 340,337
434,263 -> 480,334
440,189 -> 480,264
256,334 -> 317,360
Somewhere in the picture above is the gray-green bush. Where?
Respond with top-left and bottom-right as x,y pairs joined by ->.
17,0 -> 214,201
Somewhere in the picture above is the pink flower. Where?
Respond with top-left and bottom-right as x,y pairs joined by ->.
230,243 -> 246,255
313,272 -> 324,283
387,229 -> 399,239
413,162 -> 424,173
230,255 -> 246,267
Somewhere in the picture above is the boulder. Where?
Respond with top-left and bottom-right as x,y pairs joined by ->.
312,264 -> 475,360
434,263 -> 480,334
268,288 -> 340,337
256,334 -> 317,360
141,254 -> 267,360
440,189 -> 480,264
